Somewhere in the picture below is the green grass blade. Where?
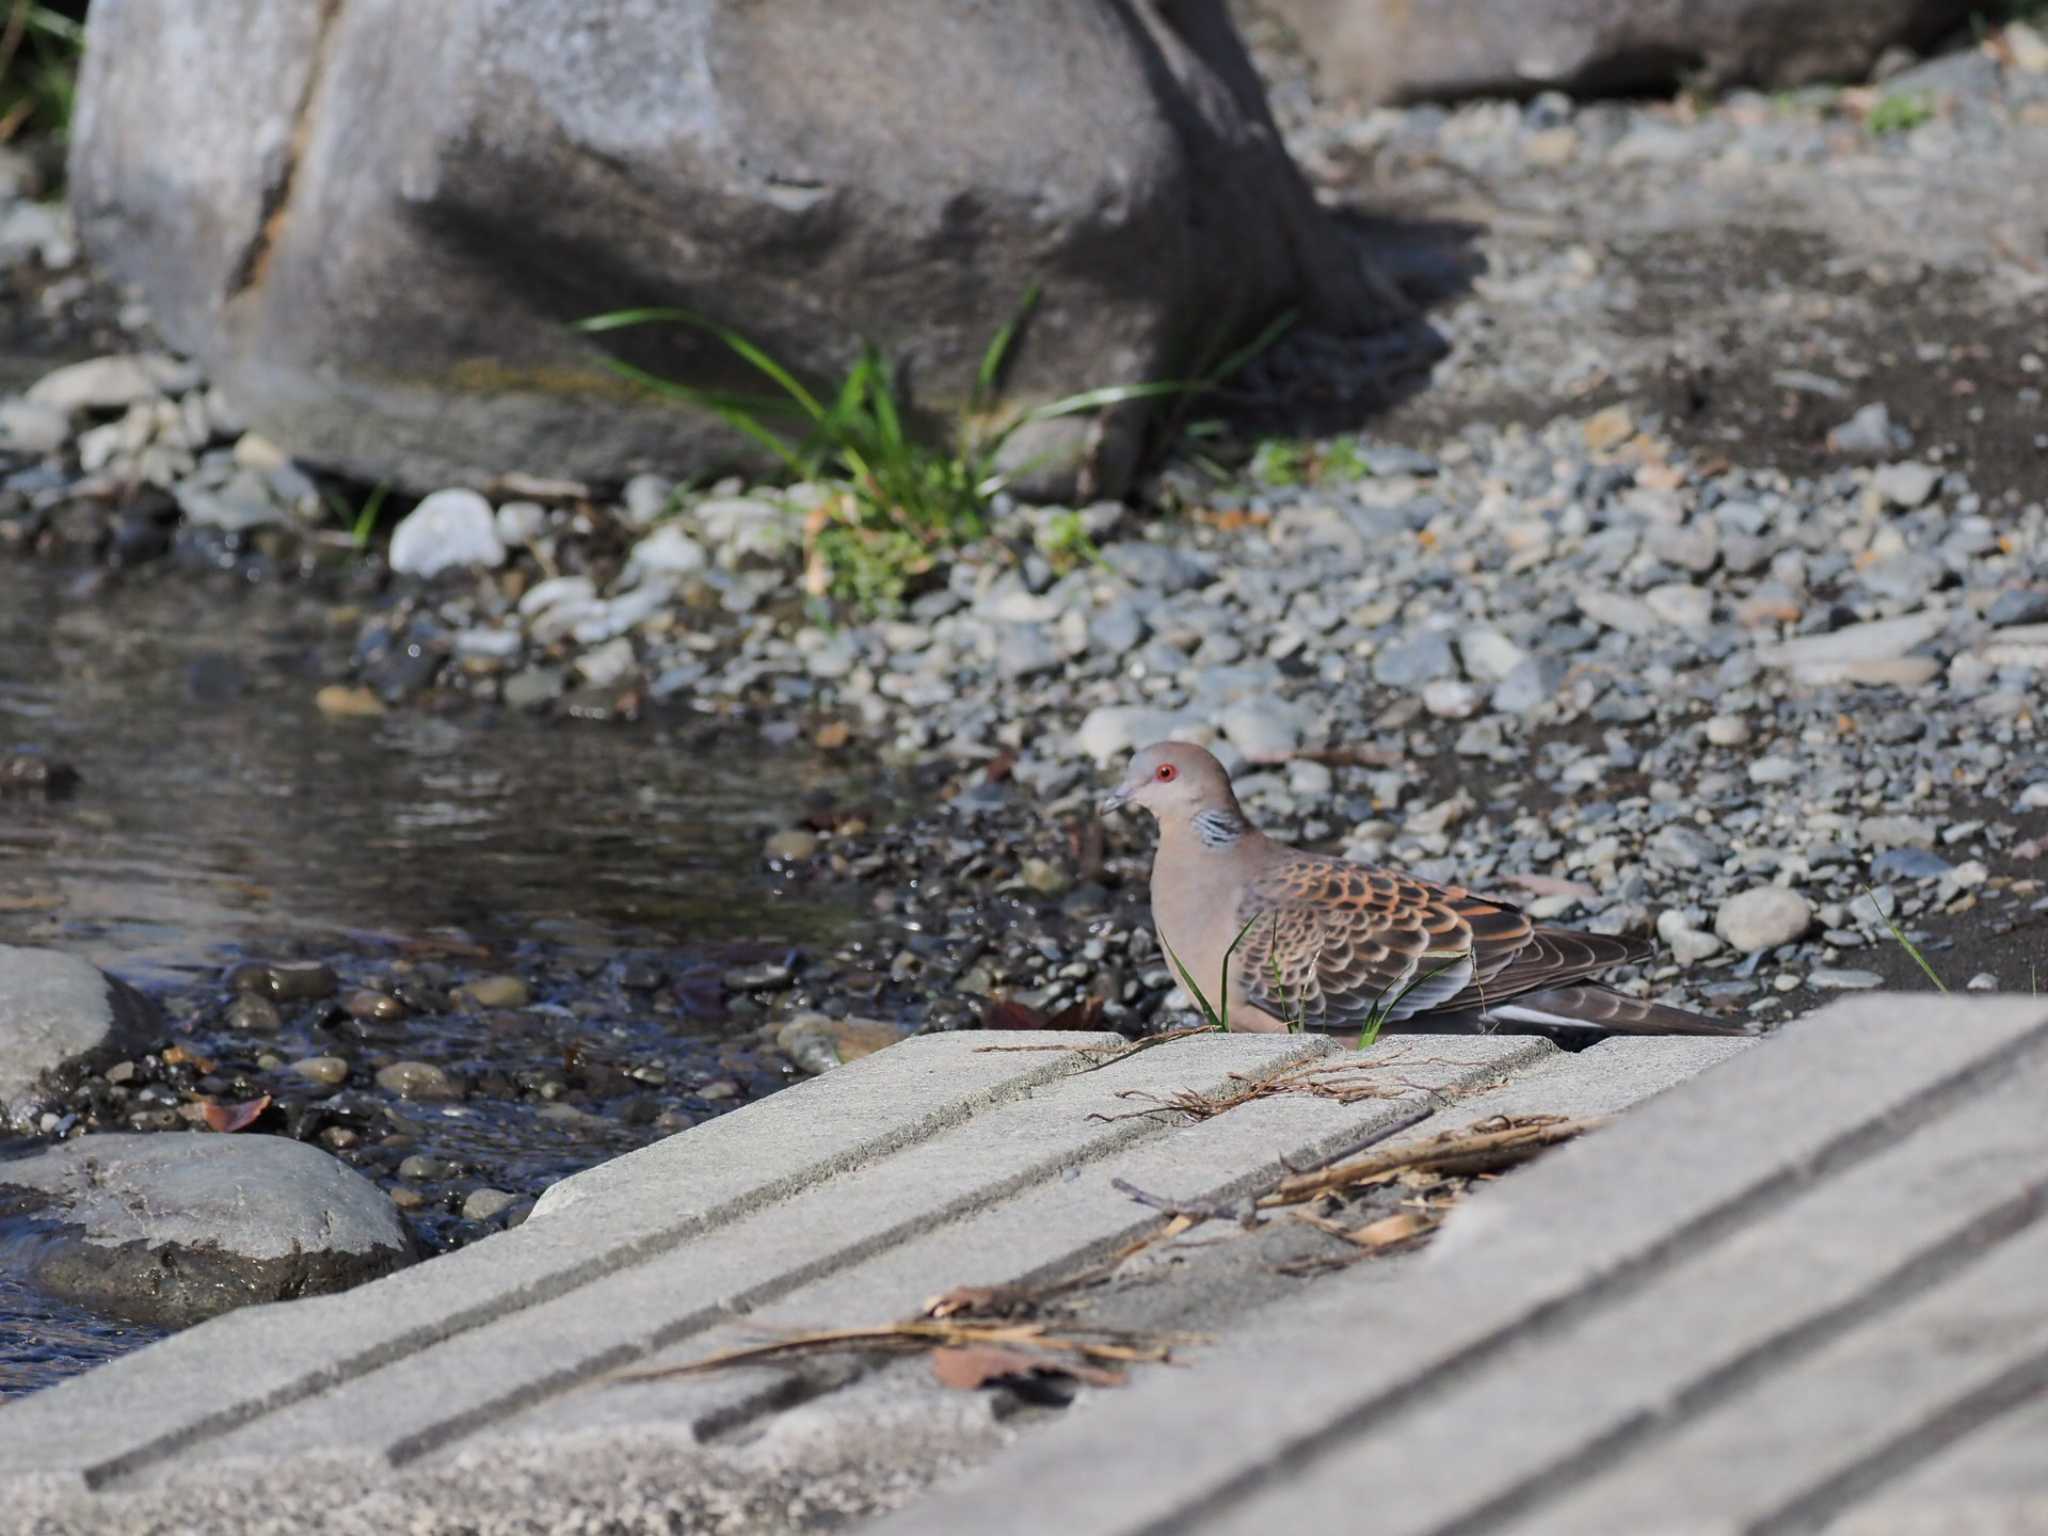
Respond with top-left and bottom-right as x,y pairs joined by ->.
1158,930 -> 1226,1034
976,283 -> 1041,404
588,355 -> 810,477
351,482 -> 392,550
1199,307 -> 1297,388
1860,883 -> 1949,993
577,305 -> 831,425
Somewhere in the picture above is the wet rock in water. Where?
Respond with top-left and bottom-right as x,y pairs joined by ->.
388,489 -> 507,577
69,0 -> 1401,498
724,960 -> 793,992
291,1056 -> 350,1088
396,1153 -> 460,1182
0,1133 -> 414,1327
313,684 -> 386,719
462,1188 -> 518,1222
0,753 -> 80,798
775,1013 -> 905,1075
764,828 -> 820,862
455,974 -> 531,1010
1714,888 -> 1813,953
226,960 -> 338,1003
224,994 -> 283,1035
0,946 -> 161,1133
375,1061 -> 464,1101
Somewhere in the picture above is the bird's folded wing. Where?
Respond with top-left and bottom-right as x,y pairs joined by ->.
1234,855 -> 1499,1027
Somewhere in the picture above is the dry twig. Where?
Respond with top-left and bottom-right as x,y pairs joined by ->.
1260,1114 -> 1605,1208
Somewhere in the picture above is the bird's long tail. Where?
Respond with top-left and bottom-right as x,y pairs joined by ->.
1482,985 -> 1752,1037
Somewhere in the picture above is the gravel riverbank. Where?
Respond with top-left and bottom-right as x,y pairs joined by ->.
4,16 -> 2047,1381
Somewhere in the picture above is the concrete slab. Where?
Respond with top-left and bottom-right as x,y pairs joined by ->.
10,997 -> 2037,1536
880,994 -> 2048,1536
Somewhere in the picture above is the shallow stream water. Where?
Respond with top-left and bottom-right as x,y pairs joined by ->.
0,559 -> 861,1394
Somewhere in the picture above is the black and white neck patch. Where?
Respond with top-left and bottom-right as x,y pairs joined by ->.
1192,808 -> 1248,848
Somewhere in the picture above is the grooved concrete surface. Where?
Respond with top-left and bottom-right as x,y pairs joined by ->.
3,999 -> 2042,1536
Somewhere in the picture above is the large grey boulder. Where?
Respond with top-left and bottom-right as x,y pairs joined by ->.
0,946 -> 159,1133
69,1 -> 1407,499
1255,0 -> 1975,103
0,1133 -> 416,1328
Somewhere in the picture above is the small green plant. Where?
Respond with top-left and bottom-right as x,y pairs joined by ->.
1867,92 -> 1934,137
1159,914 -> 1262,1034
1357,951 -> 1471,1053
1319,436 -> 1373,483
0,2 -> 83,145
1859,884 -> 1947,993
1035,507 -> 1102,573
576,295 -> 1293,613
323,481 -> 395,552
1249,437 -> 1307,487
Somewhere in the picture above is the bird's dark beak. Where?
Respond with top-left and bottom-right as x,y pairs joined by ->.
1099,784 -> 1133,816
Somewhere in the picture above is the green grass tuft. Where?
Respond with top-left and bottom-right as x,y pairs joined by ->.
1867,92 -> 1934,137
0,2 -> 82,146
576,295 -> 1293,613
1159,914 -> 1263,1035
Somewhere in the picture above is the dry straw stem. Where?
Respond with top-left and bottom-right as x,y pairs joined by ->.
606,1319 -> 1186,1387
1259,1113 -> 1607,1208
1090,1049 -> 1498,1125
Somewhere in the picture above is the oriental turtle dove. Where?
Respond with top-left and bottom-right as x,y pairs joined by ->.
1100,741 -> 1745,1036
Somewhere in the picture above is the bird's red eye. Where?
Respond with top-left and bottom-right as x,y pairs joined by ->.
1155,763 -> 1178,782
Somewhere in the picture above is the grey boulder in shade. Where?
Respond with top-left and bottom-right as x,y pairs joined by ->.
1256,0 -> 1976,104
0,945 -> 160,1133
69,0 -> 1412,500
0,1133 -> 417,1329
1102,742 -> 1749,1035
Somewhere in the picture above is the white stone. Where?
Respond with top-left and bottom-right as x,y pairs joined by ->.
518,575 -> 597,616
1421,679 -> 1482,719
1216,699 -> 1305,761
1456,629 -> 1528,683
621,473 -> 675,528
625,523 -> 707,578
1714,887 -> 1813,953
387,489 -> 506,577
1703,714 -> 1751,747
26,352 -> 188,413
1644,582 -> 1713,631
495,501 -> 547,547
0,399 -> 72,456
1655,910 -> 1724,967
1871,461 -> 1940,508
1758,610 -> 1945,670
573,637 -> 638,688
1577,590 -> 1661,636
1073,705 -> 1187,764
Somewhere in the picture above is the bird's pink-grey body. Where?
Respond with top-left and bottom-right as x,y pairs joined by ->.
1101,741 -> 1743,1037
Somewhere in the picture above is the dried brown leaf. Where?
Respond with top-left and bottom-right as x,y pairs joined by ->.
983,998 -> 1048,1031
931,1345 -> 1125,1391
201,1094 -> 271,1133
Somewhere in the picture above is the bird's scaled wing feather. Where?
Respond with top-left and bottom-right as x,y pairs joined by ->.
1236,852 -> 1655,1028
1234,855 -> 1489,1028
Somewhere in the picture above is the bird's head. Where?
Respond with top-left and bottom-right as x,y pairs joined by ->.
1099,741 -> 1239,825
